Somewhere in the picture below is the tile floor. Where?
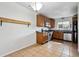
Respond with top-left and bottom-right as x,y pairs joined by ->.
5,40 -> 79,57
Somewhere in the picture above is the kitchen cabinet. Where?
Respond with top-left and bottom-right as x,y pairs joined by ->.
52,31 -> 64,40
36,32 -> 48,44
37,14 -> 55,28
46,18 -> 55,28
51,19 -> 55,28
37,14 -> 46,27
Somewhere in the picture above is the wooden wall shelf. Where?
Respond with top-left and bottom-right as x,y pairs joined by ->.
0,17 -> 31,26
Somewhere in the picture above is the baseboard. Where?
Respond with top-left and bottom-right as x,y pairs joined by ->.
63,40 -> 72,42
52,39 -> 72,42
1,42 -> 36,57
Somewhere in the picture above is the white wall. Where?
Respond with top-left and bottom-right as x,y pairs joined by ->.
0,2 -> 36,56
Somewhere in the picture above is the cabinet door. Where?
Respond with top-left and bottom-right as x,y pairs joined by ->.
37,15 -> 45,27
49,19 -> 55,28
47,18 -> 55,28
43,32 -> 48,42
52,31 -> 64,40
51,19 -> 55,28
36,32 -> 43,44
36,32 -> 48,44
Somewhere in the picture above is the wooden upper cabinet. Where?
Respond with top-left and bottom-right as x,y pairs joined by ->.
50,18 -> 55,28
37,14 -> 46,27
47,18 -> 55,28
36,14 -> 55,28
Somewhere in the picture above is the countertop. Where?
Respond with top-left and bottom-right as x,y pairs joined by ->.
48,29 -> 72,33
36,29 -> 72,33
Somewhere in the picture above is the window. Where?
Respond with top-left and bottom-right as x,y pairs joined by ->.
58,21 -> 70,29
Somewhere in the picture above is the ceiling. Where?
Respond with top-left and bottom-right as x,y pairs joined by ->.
17,2 -> 78,18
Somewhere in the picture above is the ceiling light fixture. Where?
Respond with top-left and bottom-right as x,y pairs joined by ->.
30,2 -> 43,12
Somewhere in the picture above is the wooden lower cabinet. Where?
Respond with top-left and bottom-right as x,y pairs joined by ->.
52,31 -> 64,40
36,32 -> 48,44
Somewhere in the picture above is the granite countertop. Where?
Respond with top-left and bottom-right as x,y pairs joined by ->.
36,27 -> 72,33
36,29 -> 72,33
48,30 -> 72,33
